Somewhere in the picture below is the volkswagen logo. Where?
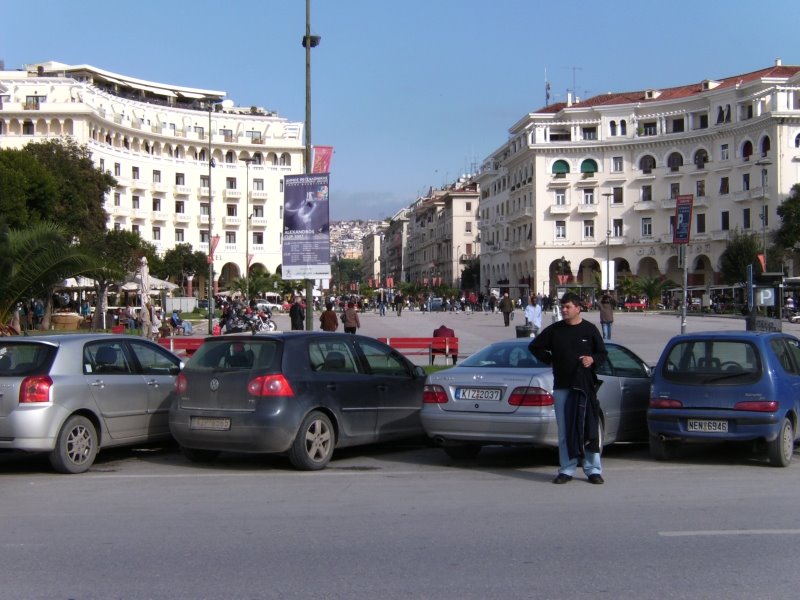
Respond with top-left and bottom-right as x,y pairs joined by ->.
209,378 -> 220,391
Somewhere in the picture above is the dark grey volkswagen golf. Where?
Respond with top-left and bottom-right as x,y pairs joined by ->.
169,332 -> 427,470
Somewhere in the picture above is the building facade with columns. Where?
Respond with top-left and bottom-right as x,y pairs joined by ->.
0,61 -> 304,296
478,61 -> 800,302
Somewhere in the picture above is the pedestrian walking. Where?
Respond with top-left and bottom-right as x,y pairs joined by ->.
529,292 -> 607,485
524,295 -> 543,335
498,292 -> 514,327
289,297 -> 305,331
319,302 -> 339,332
599,294 -> 615,340
342,302 -> 360,334
394,292 -> 404,316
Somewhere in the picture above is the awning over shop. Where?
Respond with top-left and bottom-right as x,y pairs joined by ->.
552,159 -> 570,174
580,159 -> 598,173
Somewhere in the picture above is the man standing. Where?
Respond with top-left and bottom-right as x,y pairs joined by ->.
529,292 -> 607,485
523,295 -> 543,335
289,297 -> 305,331
319,302 -> 339,332
599,294 -> 615,340
394,292 -> 404,316
498,292 -> 514,327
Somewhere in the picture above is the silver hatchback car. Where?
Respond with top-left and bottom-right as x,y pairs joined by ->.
0,334 -> 182,473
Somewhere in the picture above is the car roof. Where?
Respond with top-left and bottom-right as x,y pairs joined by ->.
668,330 -> 791,342
2,333 -> 136,345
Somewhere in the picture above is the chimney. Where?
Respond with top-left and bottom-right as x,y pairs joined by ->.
566,92 -> 573,107
775,57 -> 782,66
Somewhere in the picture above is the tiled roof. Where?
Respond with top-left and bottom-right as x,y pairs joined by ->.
534,65 -> 800,114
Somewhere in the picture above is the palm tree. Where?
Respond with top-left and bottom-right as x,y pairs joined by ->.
634,276 -> 677,309
0,222 -> 91,333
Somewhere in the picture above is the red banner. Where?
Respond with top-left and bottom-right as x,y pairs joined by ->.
757,254 -> 767,273
207,235 -> 221,263
312,146 -> 333,173
386,277 -> 394,288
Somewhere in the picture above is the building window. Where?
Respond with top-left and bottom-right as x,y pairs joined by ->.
200,231 -> 209,244
225,151 -> 235,164
152,227 -> 161,241
114,192 -> 121,206
132,166 -> 140,180
763,206 -> 769,227
670,118 -> 685,133
582,127 -> 597,140
200,203 -> 209,216
227,204 -> 237,217
613,218 -> 623,237
114,163 -> 121,176
220,128 -> 233,141
113,223 -> 121,231
641,185 -> 652,202
132,195 -> 140,209
99,158 -> 105,172
742,173 -> 750,191
642,122 -> 657,136
132,224 -> 140,234
22,120 -> 34,135
465,222 -> 472,232
583,189 -> 595,205
152,198 -> 161,211
720,177 -> 729,195
612,187 -> 623,204
194,126 -> 204,138
620,120 -> 627,135
696,180 -> 706,197
639,155 -> 656,173
555,221 -> 566,240
200,175 -> 209,188
743,208 -> 751,229
175,200 -> 184,213
176,229 -> 184,242
583,220 -> 595,239
253,232 -> 263,245
721,211 -> 730,231
720,144 -> 729,160
696,213 -> 706,234
612,156 -> 623,172
609,121 -> 617,136
254,178 -> 264,191
252,206 -> 264,218
153,170 -> 161,183
225,232 -> 236,244
670,183 -> 680,199
669,216 -> 675,235
555,190 -> 566,206
641,217 -> 653,237
226,177 -> 237,190
175,173 -> 185,185
280,180 -> 284,193
465,202 -> 472,211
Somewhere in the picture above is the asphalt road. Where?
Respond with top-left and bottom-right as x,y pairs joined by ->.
3,309 -> 800,599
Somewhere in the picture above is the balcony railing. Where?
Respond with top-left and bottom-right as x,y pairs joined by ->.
174,185 -> 193,196
224,189 -> 242,199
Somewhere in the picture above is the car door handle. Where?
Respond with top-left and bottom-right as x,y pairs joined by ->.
90,380 -> 105,388
146,379 -> 159,387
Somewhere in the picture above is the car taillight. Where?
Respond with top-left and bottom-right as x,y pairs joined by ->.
735,400 -> 778,412
248,374 -> 294,397
175,373 -> 188,394
423,384 -> 448,404
19,376 -> 52,403
650,398 -> 683,408
508,387 -> 553,406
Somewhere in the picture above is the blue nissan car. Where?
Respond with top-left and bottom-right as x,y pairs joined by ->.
648,331 -> 800,467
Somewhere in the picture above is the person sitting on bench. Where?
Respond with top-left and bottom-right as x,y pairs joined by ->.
432,324 -> 457,365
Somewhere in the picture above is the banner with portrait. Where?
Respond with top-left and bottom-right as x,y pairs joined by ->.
282,173 -> 332,279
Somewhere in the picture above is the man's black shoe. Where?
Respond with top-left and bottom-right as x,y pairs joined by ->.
588,474 -> 605,485
552,473 -> 573,484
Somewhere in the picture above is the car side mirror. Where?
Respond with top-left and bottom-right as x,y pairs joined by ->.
414,366 -> 426,378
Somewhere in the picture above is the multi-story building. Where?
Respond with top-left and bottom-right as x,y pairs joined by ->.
380,208 -> 410,286
478,60 -> 800,301
406,178 -> 480,288
0,61 -> 304,295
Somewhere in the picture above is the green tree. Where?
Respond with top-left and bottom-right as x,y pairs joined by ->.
0,149 -> 60,228
22,139 -> 116,241
634,277 -> 677,309
774,183 -> 800,262
460,257 -> 480,291
719,230 -> 763,284
156,244 -> 209,294
0,222 -> 91,331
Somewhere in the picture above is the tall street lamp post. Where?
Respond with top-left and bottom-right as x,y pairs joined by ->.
602,192 -> 613,293
755,158 -> 772,268
206,107 -> 215,335
240,157 -> 256,299
302,0 -> 320,330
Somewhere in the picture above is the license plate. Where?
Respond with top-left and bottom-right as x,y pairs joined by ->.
455,387 -> 501,401
687,419 -> 728,433
191,417 -> 231,431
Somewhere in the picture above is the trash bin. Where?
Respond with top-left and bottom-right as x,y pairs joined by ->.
515,324 -> 534,338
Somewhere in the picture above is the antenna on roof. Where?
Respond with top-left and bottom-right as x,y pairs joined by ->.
562,65 -> 583,101
545,68 -> 551,106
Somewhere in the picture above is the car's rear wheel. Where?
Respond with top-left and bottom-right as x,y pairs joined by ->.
288,411 -> 334,470
767,418 -> 794,468
180,446 -> 220,463
49,415 -> 98,474
649,432 -> 678,461
443,444 -> 482,460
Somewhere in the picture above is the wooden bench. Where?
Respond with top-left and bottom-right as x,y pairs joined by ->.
378,337 -> 459,365
158,337 -> 204,357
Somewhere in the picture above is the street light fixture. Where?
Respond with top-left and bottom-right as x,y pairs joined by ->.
240,157 -> 256,300
602,192 -> 614,293
755,158 -> 772,268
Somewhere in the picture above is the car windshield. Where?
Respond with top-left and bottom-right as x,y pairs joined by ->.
459,342 -> 546,369
0,342 -> 57,376
662,339 -> 762,384
187,340 -> 279,371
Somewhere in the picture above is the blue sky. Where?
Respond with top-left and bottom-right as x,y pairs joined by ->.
2,0 -> 799,220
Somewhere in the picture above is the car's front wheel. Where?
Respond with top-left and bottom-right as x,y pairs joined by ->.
49,415 -> 98,474
767,418 -> 794,467
288,411 -> 334,470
